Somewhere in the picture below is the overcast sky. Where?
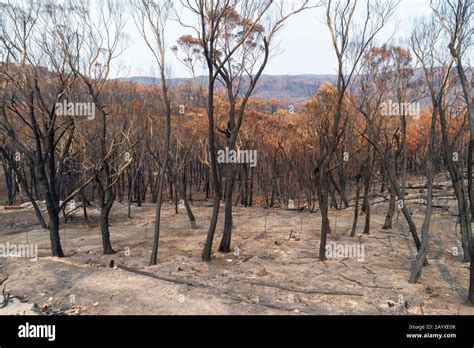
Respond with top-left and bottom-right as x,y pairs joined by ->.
114,0 -> 432,79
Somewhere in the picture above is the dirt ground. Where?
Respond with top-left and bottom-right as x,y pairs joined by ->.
0,182 -> 473,315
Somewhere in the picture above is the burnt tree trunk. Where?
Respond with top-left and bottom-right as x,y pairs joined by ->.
219,164 -> 235,253
409,108 -> 436,283
97,175 -> 116,255
202,70 -> 221,261
469,141 -> 474,222
350,171 -> 362,237
99,199 -> 115,255
439,103 -> 472,262
318,161 -> 330,261
383,185 -> 396,230
2,161 -> 14,205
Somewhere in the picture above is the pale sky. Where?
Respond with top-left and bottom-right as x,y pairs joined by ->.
114,0 -> 433,79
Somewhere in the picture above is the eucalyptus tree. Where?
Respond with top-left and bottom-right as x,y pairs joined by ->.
318,0 -> 399,260
176,0 -> 318,261
407,17 -> 452,282
133,0 -> 175,265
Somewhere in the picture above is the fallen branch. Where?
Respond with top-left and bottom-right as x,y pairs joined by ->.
58,177 -> 95,212
116,264 -> 201,287
3,205 -> 26,210
120,265 -> 311,312
418,202 -> 450,213
233,277 -> 364,296
0,276 -> 9,308
338,273 -> 399,290
0,277 -> 28,309
404,184 -> 445,190
369,193 -> 455,207
362,265 -> 376,275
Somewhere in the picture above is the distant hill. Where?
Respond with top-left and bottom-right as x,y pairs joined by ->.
251,74 -> 337,102
121,74 -> 337,104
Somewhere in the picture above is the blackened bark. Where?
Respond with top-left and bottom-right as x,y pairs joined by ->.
249,167 -> 254,206
48,209 -> 63,257
202,76 -> 221,261
219,165 -> 235,253
80,191 -> 88,221
99,201 -> 115,255
2,161 -> 14,205
383,185 -> 396,230
172,168 -> 197,228
98,175 -> 116,255
362,151 -> 374,234
469,140 -> 474,222
318,162 -> 330,261
350,172 -> 362,237
38,166 -> 63,257
409,108 -> 436,284
438,103 -> 472,262
469,241 -> 474,304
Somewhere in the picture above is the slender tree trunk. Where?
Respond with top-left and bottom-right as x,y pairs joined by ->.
383,185 -> 396,230
178,170 -> 197,227
362,151 -> 374,234
469,236 -> 474,303
400,113 -> 407,203
318,161 -> 330,261
97,168 -> 116,255
469,140 -> 474,222
439,103 -> 472,262
329,182 -> 338,209
80,190 -> 88,221
37,160 -> 63,256
219,164 -> 235,253
99,197 -> 115,255
202,78 -> 221,261
409,108 -> 436,283
150,112 -> 171,265
450,54 -> 474,224
350,172 -> 362,237
48,208 -> 63,257
43,189 -> 63,256
150,164 -> 167,265
181,189 -> 197,228
249,167 -> 254,206
2,162 -> 14,205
